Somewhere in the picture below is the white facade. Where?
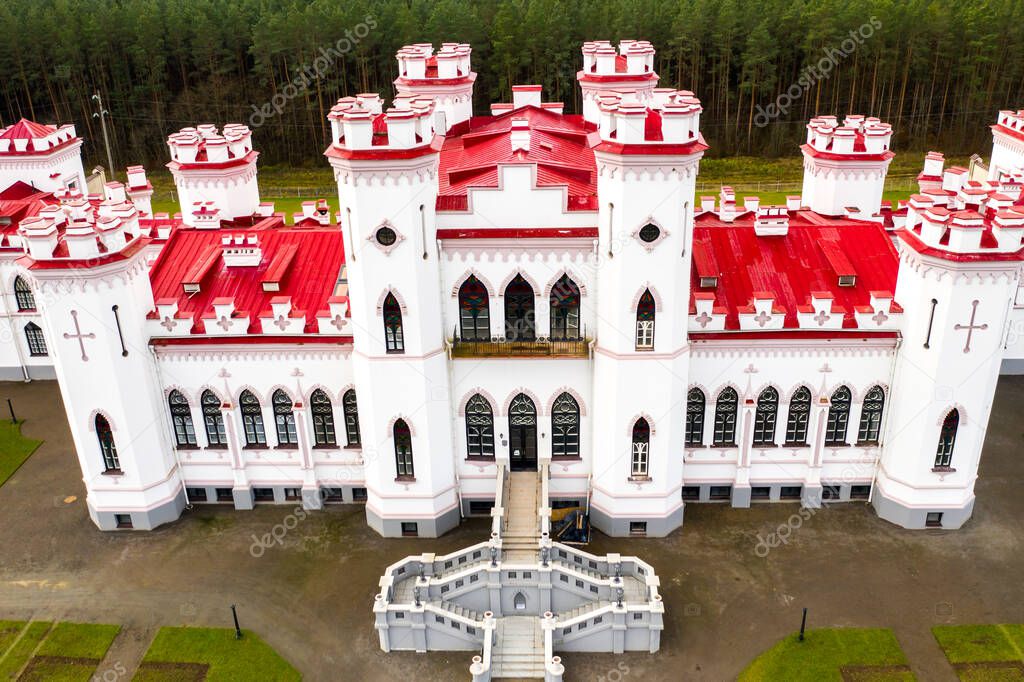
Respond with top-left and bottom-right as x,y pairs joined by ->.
4,40 -> 1024,538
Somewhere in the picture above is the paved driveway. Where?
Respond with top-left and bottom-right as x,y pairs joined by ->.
0,378 -> 1021,680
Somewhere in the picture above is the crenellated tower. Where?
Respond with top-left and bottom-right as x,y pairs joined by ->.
876,186 -> 1024,528
577,40 -> 659,125
589,89 -> 706,536
166,123 -> 261,226
989,109 -> 1024,181
393,43 -> 475,134
0,119 -> 87,193
325,93 -> 458,538
800,115 -> 894,220
16,196 -> 182,530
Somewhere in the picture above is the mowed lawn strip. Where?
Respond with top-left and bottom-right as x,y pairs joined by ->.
739,627 -> 911,681
0,420 -> 42,486
139,627 -> 300,681
933,624 -> 1024,663
0,621 -> 52,678
36,622 -> 121,659
0,620 -> 26,659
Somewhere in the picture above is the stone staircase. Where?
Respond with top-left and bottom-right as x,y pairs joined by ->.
503,472 -> 540,562
439,600 -> 484,622
491,616 -> 545,679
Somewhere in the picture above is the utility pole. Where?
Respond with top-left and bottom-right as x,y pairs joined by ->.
91,92 -> 116,182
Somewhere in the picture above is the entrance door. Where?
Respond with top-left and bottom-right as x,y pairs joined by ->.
508,393 -> 538,471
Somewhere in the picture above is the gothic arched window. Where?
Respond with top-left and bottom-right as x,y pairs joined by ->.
752,387 -> 779,446
383,293 -> 404,353
857,386 -> 885,445
13,276 -> 34,311
935,409 -> 959,468
458,276 -> 490,341
96,414 -> 119,472
394,419 -> 414,478
631,418 -> 651,478
465,394 -> 495,458
825,386 -> 852,446
551,392 -> 580,458
686,388 -> 705,446
310,389 -> 336,447
201,390 -> 227,447
239,390 -> 266,447
635,289 -> 655,350
549,275 -> 581,341
273,389 -> 297,447
168,390 -> 197,448
713,387 -> 738,446
24,322 -> 47,356
504,274 -> 536,341
785,387 -> 812,445
342,389 -> 361,447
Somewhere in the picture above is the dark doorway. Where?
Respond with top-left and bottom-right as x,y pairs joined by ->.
504,275 -> 536,341
508,393 -> 538,471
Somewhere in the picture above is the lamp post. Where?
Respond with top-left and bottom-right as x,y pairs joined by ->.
91,92 -> 116,182
799,607 -> 808,642
230,604 -> 242,639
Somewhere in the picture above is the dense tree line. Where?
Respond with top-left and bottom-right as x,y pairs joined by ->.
1,0 -> 1022,169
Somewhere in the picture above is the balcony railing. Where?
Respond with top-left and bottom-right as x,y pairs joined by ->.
451,328 -> 590,358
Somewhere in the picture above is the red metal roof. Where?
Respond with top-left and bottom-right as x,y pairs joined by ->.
691,211 -> 901,330
148,225 -> 346,334
437,107 -> 599,212
0,119 -> 57,140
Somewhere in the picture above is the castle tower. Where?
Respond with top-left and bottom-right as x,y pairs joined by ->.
325,94 -> 458,538
0,119 -> 87,193
989,109 -> 1024,181
577,40 -> 659,125
800,114 -> 894,219
166,123 -> 260,226
393,43 -> 475,134
875,192 -> 1024,529
589,90 -> 706,537
16,202 -> 184,530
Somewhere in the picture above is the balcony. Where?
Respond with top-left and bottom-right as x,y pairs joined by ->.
450,332 -> 590,358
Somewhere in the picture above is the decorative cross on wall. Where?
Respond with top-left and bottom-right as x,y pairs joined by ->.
63,310 -> 96,362
954,300 -> 988,353
813,309 -> 830,326
274,316 -> 290,331
330,314 -> 345,332
871,309 -> 889,326
217,316 -> 232,332
753,310 -> 771,327
694,311 -> 713,328
160,316 -> 178,332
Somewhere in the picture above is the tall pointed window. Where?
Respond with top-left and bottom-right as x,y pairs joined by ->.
504,275 -> 536,341
551,392 -> 580,458
96,414 -> 119,472
549,275 -> 581,341
394,419 -> 414,478
631,418 -> 651,478
857,386 -> 885,445
458,276 -> 490,341
383,293 -> 404,353
201,390 -> 227,447
752,387 -> 779,446
465,394 -> 495,458
713,387 -> 738,446
239,390 -> 266,447
825,386 -> 852,446
342,389 -> 361,446
785,387 -> 812,445
13,276 -> 34,311
24,322 -> 47,356
635,289 -> 656,350
168,390 -> 197,448
273,389 -> 298,447
310,389 -> 336,447
686,388 -> 705,446
935,409 -> 959,468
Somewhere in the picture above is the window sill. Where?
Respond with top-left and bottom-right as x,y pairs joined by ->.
783,442 -> 809,448
825,443 -> 850,448
275,444 -> 299,450
102,469 -> 124,476
708,444 -> 736,449
856,441 -> 880,447
386,349 -> 405,355
634,346 -> 655,352
28,353 -> 49,358
752,443 -> 777,448
242,445 -> 268,451
932,466 -> 956,474
175,445 -> 200,451
628,476 -> 652,483
395,476 -> 416,483
466,456 -> 497,463
204,444 -> 229,450
343,444 -> 362,450
312,444 -> 338,450
551,456 -> 582,462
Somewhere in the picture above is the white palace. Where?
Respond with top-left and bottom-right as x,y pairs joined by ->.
2,39 -> 1024,543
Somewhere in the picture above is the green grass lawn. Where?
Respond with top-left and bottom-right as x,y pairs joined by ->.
739,628 -> 914,681
35,622 -> 121,659
0,420 -> 42,487
137,627 -> 300,681
933,624 -> 1024,680
0,621 -> 119,681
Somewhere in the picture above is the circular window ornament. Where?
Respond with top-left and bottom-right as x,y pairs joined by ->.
376,226 -> 397,246
638,223 -> 660,243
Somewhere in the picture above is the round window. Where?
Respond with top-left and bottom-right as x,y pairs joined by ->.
376,226 -> 397,246
638,223 -> 660,243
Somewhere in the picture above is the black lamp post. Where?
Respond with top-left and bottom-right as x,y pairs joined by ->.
231,604 -> 243,639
